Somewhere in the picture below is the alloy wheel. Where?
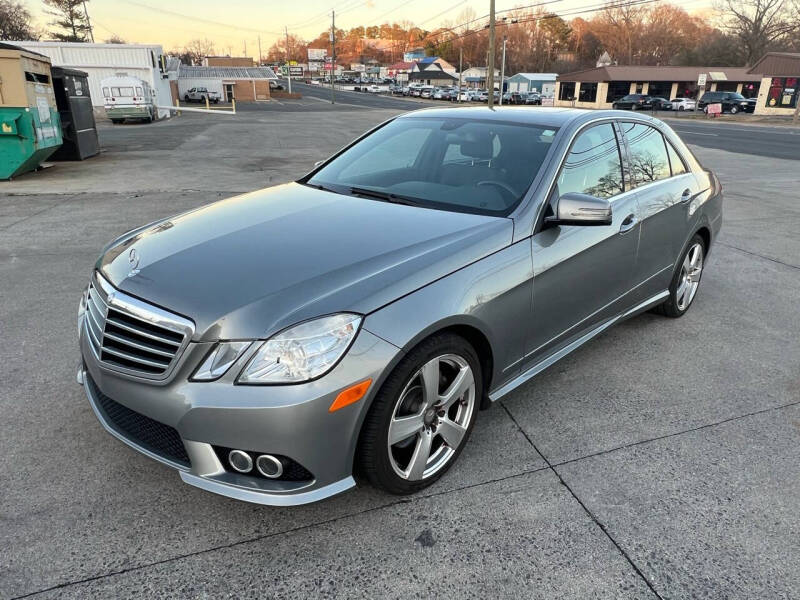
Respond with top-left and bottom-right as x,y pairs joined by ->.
387,354 -> 476,481
677,242 -> 704,311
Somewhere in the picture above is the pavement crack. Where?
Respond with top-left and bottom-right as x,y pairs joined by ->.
9,465 -> 550,599
717,241 -> 799,270
499,401 -> 665,600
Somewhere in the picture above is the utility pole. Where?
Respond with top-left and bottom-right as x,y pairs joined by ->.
330,10 -> 336,104
487,0 -> 495,106
82,0 -> 94,43
285,26 -> 292,94
499,35 -> 507,105
458,46 -> 463,103
258,36 -> 262,66
244,40 -> 247,56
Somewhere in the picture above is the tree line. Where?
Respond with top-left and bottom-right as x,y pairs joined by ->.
2,0 -> 798,71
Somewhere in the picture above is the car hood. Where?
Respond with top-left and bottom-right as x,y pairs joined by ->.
99,183 -> 513,341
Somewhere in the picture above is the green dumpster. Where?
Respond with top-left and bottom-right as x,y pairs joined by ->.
0,43 -> 63,179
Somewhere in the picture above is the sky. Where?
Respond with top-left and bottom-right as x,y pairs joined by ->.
22,0 -> 714,57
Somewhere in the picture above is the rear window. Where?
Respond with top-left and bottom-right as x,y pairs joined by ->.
111,87 -> 134,97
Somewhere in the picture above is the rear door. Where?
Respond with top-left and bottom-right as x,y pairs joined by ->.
525,121 -> 640,365
617,121 -> 701,302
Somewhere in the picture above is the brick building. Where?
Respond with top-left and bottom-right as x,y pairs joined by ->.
177,64 -> 277,102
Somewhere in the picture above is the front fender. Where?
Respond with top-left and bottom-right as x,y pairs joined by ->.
363,240 -> 533,396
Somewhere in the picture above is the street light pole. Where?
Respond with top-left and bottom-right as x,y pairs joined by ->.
285,26 -> 292,94
487,0 -> 495,106
499,35 -> 507,105
330,10 -> 336,105
458,46 -> 463,104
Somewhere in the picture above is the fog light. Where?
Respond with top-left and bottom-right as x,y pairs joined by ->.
256,454 -> 283,479
228,449 -> 253,473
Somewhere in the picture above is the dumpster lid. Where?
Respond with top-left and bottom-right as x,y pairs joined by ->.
51,66 -> 89,79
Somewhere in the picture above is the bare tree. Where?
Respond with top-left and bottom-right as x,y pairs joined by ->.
104,34 -> 126,44
183,38 -> 215,65
720,0 -> 795,64
43,0 -> 91,42
0,0 -> 38,40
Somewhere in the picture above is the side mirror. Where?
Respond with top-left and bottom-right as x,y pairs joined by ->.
546,192 -> 612,226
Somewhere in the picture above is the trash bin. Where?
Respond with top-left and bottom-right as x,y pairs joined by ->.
50,66 -> 99,160
0,43 -> 63,179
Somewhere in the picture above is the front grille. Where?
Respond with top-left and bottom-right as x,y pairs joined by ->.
84,273 -> 193,380
87,374 -> 190,466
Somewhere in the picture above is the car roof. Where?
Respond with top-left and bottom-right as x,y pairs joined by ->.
399,106 -> 594,128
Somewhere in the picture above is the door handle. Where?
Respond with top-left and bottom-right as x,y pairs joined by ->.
619,213 -> 637,233
679,189 -> 692,203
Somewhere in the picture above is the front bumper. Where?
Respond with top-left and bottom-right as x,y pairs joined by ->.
78,323 -> 400,506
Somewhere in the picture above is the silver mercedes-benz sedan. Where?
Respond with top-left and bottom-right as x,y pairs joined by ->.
77,107 -> 722,506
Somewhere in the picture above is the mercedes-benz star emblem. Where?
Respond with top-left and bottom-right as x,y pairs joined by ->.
127,248 -> 141,278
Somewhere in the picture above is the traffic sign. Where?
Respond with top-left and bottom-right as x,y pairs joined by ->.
697,73 -> 707,87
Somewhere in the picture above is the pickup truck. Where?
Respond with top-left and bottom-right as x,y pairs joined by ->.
183,87 -> 221,104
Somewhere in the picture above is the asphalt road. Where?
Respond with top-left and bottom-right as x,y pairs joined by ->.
1,103 -> 799,598
289,82 -> 800,161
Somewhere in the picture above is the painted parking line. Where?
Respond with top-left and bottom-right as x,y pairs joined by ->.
674,130 -> 719,136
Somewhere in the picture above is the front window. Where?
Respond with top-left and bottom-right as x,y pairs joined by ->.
555,123 -> 623,199
111,87 -> 134,97
766,78 -> 798,108
578,82 -> 598,102
559,82 -> 575,101
606,81 -> 631,103
306,117 -> 559,216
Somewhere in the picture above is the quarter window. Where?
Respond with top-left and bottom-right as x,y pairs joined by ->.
556,123 -> 624,199
666,142 -> 687,176
621,123 -> 670,187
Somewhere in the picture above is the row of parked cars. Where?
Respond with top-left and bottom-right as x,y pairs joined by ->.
388,84 -> 549,104
611,91 -> 756,114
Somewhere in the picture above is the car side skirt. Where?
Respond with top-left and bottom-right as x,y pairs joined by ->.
488,290 -> 669,402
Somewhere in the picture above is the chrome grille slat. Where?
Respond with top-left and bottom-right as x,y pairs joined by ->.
104,315 -> 182,347
82,272 -> 195,381
102,345 -> 171,369
102,331 -> 176,358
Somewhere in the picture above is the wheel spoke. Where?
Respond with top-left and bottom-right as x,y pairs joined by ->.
419,358 -> 440,408
389,413 -> 424,445
438,366 -> 473,409
689,245 -> 701,267
676,279 -> 688,303
406,428 -> 433,479
687,266 -> 702,283
437,417 -> 466,448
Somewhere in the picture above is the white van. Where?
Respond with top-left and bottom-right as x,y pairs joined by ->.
100,76 -> 156,124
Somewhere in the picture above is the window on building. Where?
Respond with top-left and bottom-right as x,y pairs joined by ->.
635,83 -> 643,93
766,77 -> 798,109
666,142 -> 687,176
559,82 -> 575,101
620,123 -> 671,187
556,123 -> 624,199
675,82 -> 698,99
647,82 -> 672,98
606,81 -> 631,103
716,81 -> 738,92
740,82 -> 759,98
136,86 -> 143,96
578,82 -> 598,102
102,87 -> 110,97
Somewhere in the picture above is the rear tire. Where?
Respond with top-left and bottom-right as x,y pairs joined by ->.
653,234 -> 706,318
110,119 -> 122,124
357,333 -> 482,495
184,95 -> 190,102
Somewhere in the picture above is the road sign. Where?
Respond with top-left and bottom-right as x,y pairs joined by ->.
697,73 -> 707,87
289,66 -> 303,76
707,103 -> 722,115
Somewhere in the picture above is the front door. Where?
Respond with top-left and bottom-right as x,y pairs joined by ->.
525,122 -> 640,366
224,83 -> 235,102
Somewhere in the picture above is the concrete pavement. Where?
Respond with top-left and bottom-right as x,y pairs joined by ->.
1,103 -> 798,599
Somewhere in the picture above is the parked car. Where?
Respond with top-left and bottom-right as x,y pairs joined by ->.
458,90 -> 475,102
183,87 -> 221,104
420,87 -> 435,99
745,97 -> 757,113
476,90 -> 489,102
525,92 -> 542,105
671,97 -> 696,111
698,91 -> 751,114
612,94 -> 653,110
78,107 -> 721,506
649,97 -> 673,110
367,85 -> 381,93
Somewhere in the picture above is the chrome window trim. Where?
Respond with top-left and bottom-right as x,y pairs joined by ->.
84,271 -> 195,382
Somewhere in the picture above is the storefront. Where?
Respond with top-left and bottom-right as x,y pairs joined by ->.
747,52 -> 800,115
554,66 -> 761,110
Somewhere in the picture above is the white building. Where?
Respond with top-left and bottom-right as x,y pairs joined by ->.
14,41 -> 173,119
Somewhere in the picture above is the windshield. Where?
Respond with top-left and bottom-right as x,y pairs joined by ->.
306,117 -> 557,216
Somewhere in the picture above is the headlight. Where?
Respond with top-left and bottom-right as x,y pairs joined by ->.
238,313 -> 361,384
192,341 -> 252,381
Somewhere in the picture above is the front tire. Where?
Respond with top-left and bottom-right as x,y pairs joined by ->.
730,105 -> 738,114
654,235 -> 706,318
357,333 -> 481,495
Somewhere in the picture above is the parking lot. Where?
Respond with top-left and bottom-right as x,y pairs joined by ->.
2,99 -> 799,599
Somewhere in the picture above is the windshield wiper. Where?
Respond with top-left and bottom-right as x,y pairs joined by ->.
302,181 -> 342,195
349,186 -> 418,206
